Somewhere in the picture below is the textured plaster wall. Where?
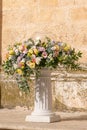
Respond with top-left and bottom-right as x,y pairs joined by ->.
0,0 -> 2,107
1,70 -> 87,111
52,70 -> 87,111
1,0 -> 87,111
2,0 -> 87,63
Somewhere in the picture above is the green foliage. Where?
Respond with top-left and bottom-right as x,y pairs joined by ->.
2,37 -> 82,92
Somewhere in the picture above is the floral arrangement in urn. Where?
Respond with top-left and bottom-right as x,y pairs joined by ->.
3,37 -> 82,92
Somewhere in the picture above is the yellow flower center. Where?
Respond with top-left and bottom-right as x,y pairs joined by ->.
16,69 -> 23,75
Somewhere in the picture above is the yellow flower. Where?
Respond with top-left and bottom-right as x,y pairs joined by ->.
64,45 -> 71,51
16,42 -> 22,45
42,42 -> 47,47
20,62 -> 25,69
27,49 -> 33,57
27,49 -> 33,56
18,61 -> 25,69
21,66 -> 24,69
27,52 -> 31,57
27,61 -> 35,69
21,62 -> 25,66
29,49 -> 33,54
9,50 -> 15,55
16,69 -> 23,75
55,45 -> 59,50
33,48 -> 38,55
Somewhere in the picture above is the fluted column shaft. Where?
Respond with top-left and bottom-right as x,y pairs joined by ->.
32,69 -> 53,116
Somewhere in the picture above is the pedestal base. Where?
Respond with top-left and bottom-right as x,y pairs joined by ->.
25,114 -> 60,123
25,69 -> 60,123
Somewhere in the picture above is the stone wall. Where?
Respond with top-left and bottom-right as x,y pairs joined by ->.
1,70 -> 87,111
1,0 -> 87,111
52,70 -> 87,111
2,0 -> 87,63
0,74 -> 34,109
0,0 -> 2,107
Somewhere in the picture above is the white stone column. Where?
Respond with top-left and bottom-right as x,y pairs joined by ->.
26,69 -> 60,123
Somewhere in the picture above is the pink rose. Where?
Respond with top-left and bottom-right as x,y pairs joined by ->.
42,51 -> 48,58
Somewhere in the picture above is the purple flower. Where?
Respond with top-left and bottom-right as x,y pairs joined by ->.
51,40 -> 55,45
17,54 -> 25,63
38,47 -> 45,52
58,42 -> 63,46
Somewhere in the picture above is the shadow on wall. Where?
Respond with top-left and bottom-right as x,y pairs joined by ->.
1,80 -> 34,109
53,97 -> 87,112
0,0 -> 2,106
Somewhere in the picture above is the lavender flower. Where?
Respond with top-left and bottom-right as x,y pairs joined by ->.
17,54 -> 25,63
51,40 -> 55,45
58,42 -> 63,46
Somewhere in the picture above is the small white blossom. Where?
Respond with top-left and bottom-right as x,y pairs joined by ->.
13,47 -> 16,50
21,58 -> 25,63
8,55 -> 12,60
28,41 -> 33,45
15,49 -> 19,55
35,40 -> 39,46
48,54 -> 53,61
36,57 -> 41,65
51,46 -> 56,50
32,46 -> 36,49
13,64 -> 18,69
36,36 -> 40,40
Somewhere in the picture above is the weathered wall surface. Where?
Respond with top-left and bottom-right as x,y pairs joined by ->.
2,0 -> 87,63
0,74 -> 34,109
0,0 -> 2,107
52,70 -> 87,111
1,70 -> 87,111
1,0 -> 87,111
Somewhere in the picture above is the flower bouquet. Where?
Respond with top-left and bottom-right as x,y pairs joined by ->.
2,37 -> 82,92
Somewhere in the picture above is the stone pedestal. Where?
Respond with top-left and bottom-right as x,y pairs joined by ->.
26,69 -> 60,123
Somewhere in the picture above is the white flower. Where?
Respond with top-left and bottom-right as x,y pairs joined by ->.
36,57 -> 41,65
13,47 -> 16,50
13,64 -> 18,69
48,54 -> 52,58
15,49 -> 19,55
51,46 -> 56,50
24,40 -> 33,46
31,54 -> 36,59
36,36 -> 40,40
8,55 -> 12,60
48,54 -> 53,61
35,40 -> 39,46
28,41 -> 33,45
21,58 -> 25,63
32,46 -> 36,49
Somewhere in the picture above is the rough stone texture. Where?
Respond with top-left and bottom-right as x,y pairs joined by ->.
59,0 -> 75,6
52,70 -> 87,111
1,69 -> 87,111
71,7 -> 87,21
38,0 -> 58,7
2,0 -> 87,63
75,0 -> 87,5
1,0 -> 87,110
0,73 -> 34,109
